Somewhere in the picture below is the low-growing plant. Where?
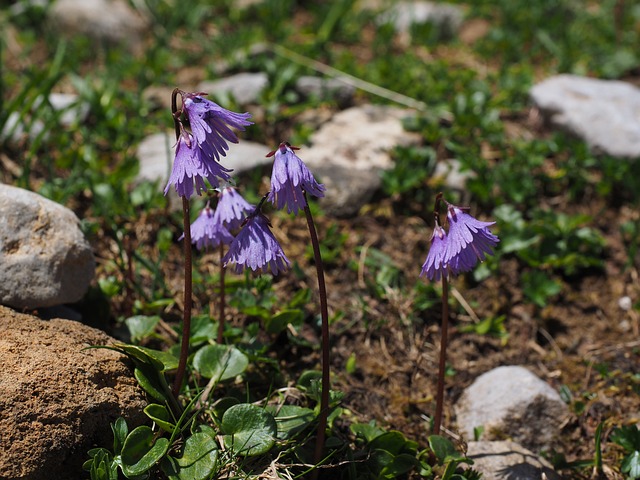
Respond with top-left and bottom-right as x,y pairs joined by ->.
611,425 -> 640,479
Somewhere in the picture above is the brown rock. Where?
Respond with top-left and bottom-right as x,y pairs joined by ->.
0,306 -> 147,480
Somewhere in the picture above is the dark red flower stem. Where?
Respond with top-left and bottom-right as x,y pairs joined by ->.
303,195 -> 330,474
433,191 -> 447,435
217,244 -> 226,344
171,88 -> 192,399
434,274 -> 449,435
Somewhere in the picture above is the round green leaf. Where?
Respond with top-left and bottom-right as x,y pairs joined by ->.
221,404 -> 277,456
192,344 -> 248,381
163,431 -> 218,480
144,404 -> 176,433
121,425 -> 170,476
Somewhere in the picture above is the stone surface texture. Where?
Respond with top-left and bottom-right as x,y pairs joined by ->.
530,74 -> 640,158
466,441 -> 560,480
197,72 -> 269,105
48,0 -> 149,48
1,93 -> 89,144
455,366 -> 569,451
0,305 -> 147,480
303,104 -> 420,216
0,184 -> 95,309
295,76 -> 356,107
377,1 -> 464,39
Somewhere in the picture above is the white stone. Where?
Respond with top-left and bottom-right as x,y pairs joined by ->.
197,73 -> 269,105
295,76 -> 355,106
530,74 -> 640,158
377,1 -> 464,38
136,131 -> 174,185
46,93 -> 90,126
301,105 -> 420,216
0,184 -> 95,309
455,366 -> 569,451
304,105 -> 420,171
0,93 -> 88,143
433,158 -> 475,191
48,0 -> 149,49
466,441 -> 560,480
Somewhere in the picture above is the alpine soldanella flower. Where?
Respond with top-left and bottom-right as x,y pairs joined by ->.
266,142 -> 325,215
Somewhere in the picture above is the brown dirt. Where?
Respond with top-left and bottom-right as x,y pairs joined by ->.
0,306 -> 148,480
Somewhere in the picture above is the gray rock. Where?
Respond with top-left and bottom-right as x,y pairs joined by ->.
530,74 -> 640,159
9,0 -> 48,17
48,0 -> 149,49
455,366 -> 569,451
0,93 -> 89,143
136,131 -> 174,186
0,112 -> 45,143
224,139 -> 273,174
302,105 -> 420,216
311,164 -> 381,217
295,76 -> 355,107
377,1 -> 464,40
433,158 -> 475,191
47,92 -> 90,126
197,72 -> 269,105
0,184 -> 95,309
0,305 -> 147,480
466,441 -> 560,480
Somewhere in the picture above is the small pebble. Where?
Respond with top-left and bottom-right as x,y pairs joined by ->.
619,296 -> 633,311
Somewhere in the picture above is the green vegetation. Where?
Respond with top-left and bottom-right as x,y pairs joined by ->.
3,0 -> 640,478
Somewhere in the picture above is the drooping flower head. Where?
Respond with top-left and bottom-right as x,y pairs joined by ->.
420,222 -> 449,282
164,131 -> 232,198
267,142 -> 326,215
420,195 -> 499,281
222,210 -> 290,275
181,202 -> 234,251
213,186 -> 254,231
444,204 -> 499,274
181,92 -> 253,160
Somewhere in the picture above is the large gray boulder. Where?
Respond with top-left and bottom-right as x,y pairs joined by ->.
0,184 -> 95,309
0,305 -> 147,480
455,366 -> 569,451
531,74 -> 640,159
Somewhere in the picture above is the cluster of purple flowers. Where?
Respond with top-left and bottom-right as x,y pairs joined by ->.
222,143 -> 324,274
420,202 -> 499,281
166,91 -> 324,276
164,92 -> 252,199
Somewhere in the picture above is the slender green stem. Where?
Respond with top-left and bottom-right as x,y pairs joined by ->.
172,196 -> 192,397
217,244 -> 226,344
303,197 -> 330,472
434,275 -> 449,435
